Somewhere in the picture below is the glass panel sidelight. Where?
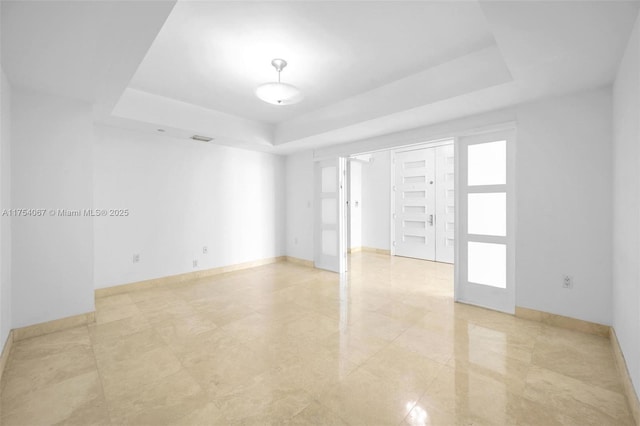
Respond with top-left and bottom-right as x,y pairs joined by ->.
468,192 -> 506,236
468,241 -> 506,288
321,166 -> 337,193
468,140 -> 506,186
322,230 -> 337,256
322,198 -> 337,225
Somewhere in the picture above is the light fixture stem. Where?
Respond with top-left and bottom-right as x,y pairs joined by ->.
278,70 -> 281,83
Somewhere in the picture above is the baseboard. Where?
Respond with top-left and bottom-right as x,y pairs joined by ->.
96,256 -> 286,298
285,256 -> 314,268
515,306 -> 610,337
0,330 -> 14,383
610,328 -> 640,425
12,311 -> 96,342
360,247 -> 391,255
348,247 -> 362,253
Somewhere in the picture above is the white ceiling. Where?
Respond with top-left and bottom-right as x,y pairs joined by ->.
128,1 -> 495,124
0,0 -> 176,118
2,1 -> 639,154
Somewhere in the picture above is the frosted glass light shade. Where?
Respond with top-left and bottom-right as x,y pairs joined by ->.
255,82 -> 303,105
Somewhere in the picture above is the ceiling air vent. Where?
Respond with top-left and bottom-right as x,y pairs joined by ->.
191,135 -> 213,142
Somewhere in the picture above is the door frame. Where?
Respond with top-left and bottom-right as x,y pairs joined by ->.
390,139 -> 455,257
454,127 -> 517,314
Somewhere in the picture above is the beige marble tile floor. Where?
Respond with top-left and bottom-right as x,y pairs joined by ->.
0,252 -> 634,425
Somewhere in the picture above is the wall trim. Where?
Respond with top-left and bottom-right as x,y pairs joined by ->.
610,328 -> 640,425
96,256 -> 287,298
13,312 -> 96,342
0,330 -> 14,383
285,256 -> 314,268
360,247 -> 391,255
515,306 -> 610,337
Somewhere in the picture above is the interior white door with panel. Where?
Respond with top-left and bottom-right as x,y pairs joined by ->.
393,148 -> 436,260
314,158 -> 347,273
456,129 -> 515,314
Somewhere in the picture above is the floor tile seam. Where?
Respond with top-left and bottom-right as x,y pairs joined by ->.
519,390 -> 627,426
0,361 -> 100,409
0,371 -> 104,424
1,325 -> 98,401
3,358 -> 108,424
87,324 -> 115,426
207,366 -> 310,415
278,388 -> 319,423
396,399 -> 420,426
308,394 -> 354,426
102,368 -> 208,424
529,360 -> 629,401
402,359 -> 449,425
94,345 -> 191,403
3,341 -> 96,373
93,329 -> 177,367
356,346 -> 449,397
341,337 -> 396,376
290,301 -> 345,324
371,306 -> 427,327
524,363 -> 631,414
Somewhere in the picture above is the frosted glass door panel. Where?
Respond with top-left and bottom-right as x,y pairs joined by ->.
322,230 -> 337,256
468,193 -> 506,236
315,159 -> 346,273
468,242 -> 506,288
322,166 -> 337,192
468,140 -> 506,186
322,198 -> 337,225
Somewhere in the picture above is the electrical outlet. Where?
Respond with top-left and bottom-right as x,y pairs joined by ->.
193,259 -> 198,268
563,275 -> 573,289
133,253 -> 140,263
202,246 -> 208,254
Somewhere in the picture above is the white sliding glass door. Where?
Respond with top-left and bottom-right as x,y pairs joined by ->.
456,129 -> 515,314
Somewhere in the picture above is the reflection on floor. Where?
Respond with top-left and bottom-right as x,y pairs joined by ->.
0,252 -> 634,425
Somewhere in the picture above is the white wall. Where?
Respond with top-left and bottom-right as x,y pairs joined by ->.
11,89 -> 94,328
612,12 -> 640,394
285,151 -> 314,261
361,151 -> 391,251
348,161 -> 362,249
94,125 -> 285,288
0,67 -> 12,346
516,88 -> 613,325
285,88 -> 613,325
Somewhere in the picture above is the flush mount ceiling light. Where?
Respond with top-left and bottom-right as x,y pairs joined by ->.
255,58 -> 303,106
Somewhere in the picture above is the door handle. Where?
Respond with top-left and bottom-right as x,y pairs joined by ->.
428,214 -> 434,226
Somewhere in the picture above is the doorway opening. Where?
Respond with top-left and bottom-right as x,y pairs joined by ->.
314,126 -> 515,314
345,139 -> 455,281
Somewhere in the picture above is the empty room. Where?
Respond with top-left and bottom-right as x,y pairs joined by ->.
0,0 -> 639,425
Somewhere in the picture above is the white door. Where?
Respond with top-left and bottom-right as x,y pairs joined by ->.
456,129 -> 515,314
435,144 -> 455,263
315,158 -> 347,273
393,148 -> 436,260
